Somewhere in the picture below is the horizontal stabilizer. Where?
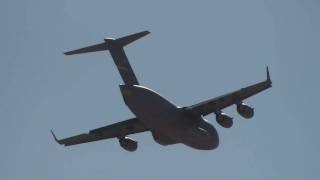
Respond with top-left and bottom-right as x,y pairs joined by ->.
64,30 -> 150,85
64,31 -> 150,55
113,31 -> 150,47
64,42 -> 107,55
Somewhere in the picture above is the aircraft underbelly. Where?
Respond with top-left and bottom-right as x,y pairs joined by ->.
120,85 -> 178,125
120,85 -> 218,150
152,132 -> 178,145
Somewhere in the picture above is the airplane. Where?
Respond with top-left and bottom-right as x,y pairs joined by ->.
51,31 -> 272,152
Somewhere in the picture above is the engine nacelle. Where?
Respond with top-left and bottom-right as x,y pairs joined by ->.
119,136 -> 138,152
237,102 -> 254,119
216,112 -> 233,128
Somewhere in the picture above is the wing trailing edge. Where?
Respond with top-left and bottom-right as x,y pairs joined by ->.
186,67 -> 272,116
50,118 -> 148,146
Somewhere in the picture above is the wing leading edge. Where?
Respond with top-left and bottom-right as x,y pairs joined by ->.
187,67 -> 272,116
51,118 -> 148,146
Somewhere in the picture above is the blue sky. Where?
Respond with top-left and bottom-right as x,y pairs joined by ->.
1,0 -> 319,179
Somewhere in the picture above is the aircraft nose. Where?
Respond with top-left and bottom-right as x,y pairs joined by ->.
194,124 -> 219,150
205,124 -> 219,150
210,131 -> 219,149
203,131 -> 219,150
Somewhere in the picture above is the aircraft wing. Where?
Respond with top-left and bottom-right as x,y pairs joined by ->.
186,67 -> 272,116
51,118 -> 148,146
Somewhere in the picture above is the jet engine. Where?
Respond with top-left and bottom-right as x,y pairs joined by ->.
216,112 -> 233,128
237,102 -> 254,119
119,136 -> 138,152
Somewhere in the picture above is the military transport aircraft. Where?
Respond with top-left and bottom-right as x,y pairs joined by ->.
51,31 -> 272,152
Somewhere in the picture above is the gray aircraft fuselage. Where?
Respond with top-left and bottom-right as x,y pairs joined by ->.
55,31 -> 271,151
120,85 -> 219,150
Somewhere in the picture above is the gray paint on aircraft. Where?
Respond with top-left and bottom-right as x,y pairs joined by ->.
52,31 -> 271,151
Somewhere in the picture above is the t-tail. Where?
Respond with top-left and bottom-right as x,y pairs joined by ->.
64,31 -> 150,85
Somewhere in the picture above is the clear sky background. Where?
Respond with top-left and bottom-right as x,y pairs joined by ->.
1,0 -> 319,179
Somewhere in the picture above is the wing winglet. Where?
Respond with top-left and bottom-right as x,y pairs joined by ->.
50,130 -> 62,145
266,66 -> 272,84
